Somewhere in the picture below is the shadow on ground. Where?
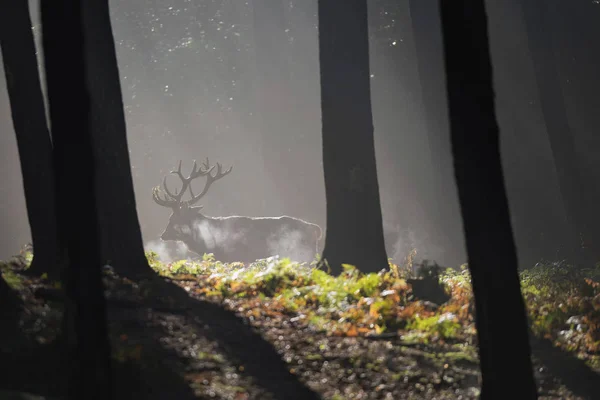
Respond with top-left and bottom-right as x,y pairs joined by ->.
530,334 -> 600,400
0,339 -> 202,400
0,267 -> 320,400
137,274 -> 322,400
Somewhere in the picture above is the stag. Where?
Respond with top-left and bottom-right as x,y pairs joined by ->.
152,159 -> 322,264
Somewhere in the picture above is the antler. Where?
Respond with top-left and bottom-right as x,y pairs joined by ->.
152,159 -> 233,210
187,157 -> 233,206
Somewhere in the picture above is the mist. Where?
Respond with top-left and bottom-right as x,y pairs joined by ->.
2,0 -> 600,269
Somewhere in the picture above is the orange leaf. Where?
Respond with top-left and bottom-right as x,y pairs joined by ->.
346,325 -> 359,337
369,305 -> 381,318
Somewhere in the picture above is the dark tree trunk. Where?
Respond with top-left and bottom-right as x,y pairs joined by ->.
0,275 -> 22,348
521,0 -> 599,264
0,275 -> 14,303
40,0 -> 113,398
0,0 -> 63,277
0,275 -> 22,337
408,0 -> 464,268
317,0 -> 388,275
0,275 -> 18,305
79,0 -> 151,278
439,1 -> 537,398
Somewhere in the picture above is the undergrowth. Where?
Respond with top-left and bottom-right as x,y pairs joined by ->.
3,247 -> 599,369
143,251 -> 600,367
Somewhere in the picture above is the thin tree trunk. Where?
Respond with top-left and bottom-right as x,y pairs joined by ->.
439,1 -> 537,398
521,0 -> 598,264
408,0 -> 463,267
317,0 -> 388,275
79,0 -> 151,278
40,0 -> 113,397
0,0 -> 62,277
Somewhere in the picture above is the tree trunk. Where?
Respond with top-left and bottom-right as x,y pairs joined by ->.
317,0 -> 389,275
439,1 -> 537,398
521,0 -> 598,264
40,0 -> 113,398
0,0 -> 63,277
79,0 -> 151,278
0,274 -> 22,337
408,0 -> 464,267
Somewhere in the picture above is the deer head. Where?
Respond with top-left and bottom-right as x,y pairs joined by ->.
152,158 -> 233,242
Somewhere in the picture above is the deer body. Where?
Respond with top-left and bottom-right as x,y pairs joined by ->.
153,159 -> 322,264
162,211 -> 322,263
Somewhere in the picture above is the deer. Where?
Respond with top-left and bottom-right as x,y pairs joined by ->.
152,158 -> 323,264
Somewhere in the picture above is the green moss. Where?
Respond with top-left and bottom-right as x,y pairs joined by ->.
407,314 -> 461,340
1,270 -> 24,290
442,351 -> 478,364
196,351 -> 225,363
305,353 -> 323,361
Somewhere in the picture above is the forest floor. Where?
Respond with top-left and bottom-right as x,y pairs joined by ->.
1,250 -> 599,400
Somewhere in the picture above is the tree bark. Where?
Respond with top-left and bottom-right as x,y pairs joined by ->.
317,0 -> 389,275
0,0 -> 63,277
79,0 -> 152,278
40,0 -> 113,397
439,1 -> 538,398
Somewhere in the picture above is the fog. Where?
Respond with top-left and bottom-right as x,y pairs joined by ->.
2,0 -> 599,268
